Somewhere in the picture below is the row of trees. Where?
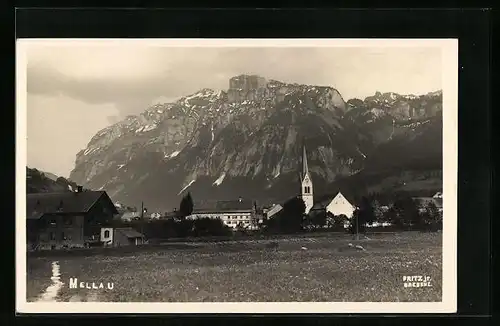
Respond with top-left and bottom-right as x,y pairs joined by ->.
120,191 -> 442,240
261,194 -> 442,234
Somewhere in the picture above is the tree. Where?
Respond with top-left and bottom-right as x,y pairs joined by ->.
305,210 -> 327,230
179,192 -> 194,220
264,196 -> 305,234
421,201 -> 441,231
335,214 -> 349,229
325,212 -> 336,229
388,195 -> 421,229
192,217 -> 231,237
325,213 -> 348,230
371,199 -> 384,223
348,196 -> 376,236
349,209 -> 365,235
281,196 -> 306,233
359,196 -> 376,225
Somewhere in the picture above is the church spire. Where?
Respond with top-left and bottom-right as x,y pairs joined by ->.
302,143 -> 309,179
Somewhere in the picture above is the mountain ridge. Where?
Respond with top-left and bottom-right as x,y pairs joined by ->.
68,75 -> 442,211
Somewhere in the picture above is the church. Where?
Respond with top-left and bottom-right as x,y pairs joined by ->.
299,145 -> 314,214
299,145 -> 356,219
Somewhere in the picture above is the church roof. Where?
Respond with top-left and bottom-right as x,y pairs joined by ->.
328,192 -> 355,206
300,144 -> 312,183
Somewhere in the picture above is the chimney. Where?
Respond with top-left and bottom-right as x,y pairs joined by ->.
76,185 -> 83,193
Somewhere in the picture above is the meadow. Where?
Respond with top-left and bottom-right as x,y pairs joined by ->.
26,232 -> 442,302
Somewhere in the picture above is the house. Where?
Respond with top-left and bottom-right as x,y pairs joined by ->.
325,192 -> 357,219
149,212 -> 162,219
100,227 -> 146,247
265,204 -> 283,219
187,197 -> 258,230
26,189 -> 118,251
119,211 -> 141,222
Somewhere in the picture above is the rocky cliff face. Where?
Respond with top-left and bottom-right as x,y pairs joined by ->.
69,75 -> 442,211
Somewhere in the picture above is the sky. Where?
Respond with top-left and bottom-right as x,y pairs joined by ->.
23,43 -> 442,178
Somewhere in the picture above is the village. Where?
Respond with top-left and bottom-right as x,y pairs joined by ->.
26,145 -> 443,251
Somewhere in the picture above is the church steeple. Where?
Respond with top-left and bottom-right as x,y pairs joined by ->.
302,144 -> 309,180
300,142 -> 314,215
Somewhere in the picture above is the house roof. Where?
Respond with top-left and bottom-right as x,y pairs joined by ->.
26,191 -> 118,220
310,202 -> 326,210
215,199 -> 254,210
266,204 -> 283,217
115,227 -> 145,239
192,199 -> 254,214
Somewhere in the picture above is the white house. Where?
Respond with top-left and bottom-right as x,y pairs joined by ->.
149,212 -> 162,219
187,198 -> 258,230
119,211 -> 140,222
326,192 -> 356,219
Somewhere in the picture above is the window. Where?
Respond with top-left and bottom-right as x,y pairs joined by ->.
49,232 -> 56,240
57,200 -> 64,212
48,219 -> 57,227
104,230 -> 110,238
63,217 -> 72,226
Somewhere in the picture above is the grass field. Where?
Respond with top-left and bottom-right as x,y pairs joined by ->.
26,232 -> 442,302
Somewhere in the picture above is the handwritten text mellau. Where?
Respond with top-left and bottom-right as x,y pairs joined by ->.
69,278 -> 114,290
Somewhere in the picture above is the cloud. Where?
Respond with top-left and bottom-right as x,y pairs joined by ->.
27,46 -> 442,117
24,43 -> 442,176
27,94 -> 119,177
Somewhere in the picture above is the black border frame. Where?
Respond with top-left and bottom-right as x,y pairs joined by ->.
6,7 -> 492,324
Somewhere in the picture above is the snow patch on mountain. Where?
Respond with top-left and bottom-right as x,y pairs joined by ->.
165,150 -> 180,159
356,147 -> 367,159
213,172 -> 226,186
178,179 -> 196,195
83,147 -> 97,156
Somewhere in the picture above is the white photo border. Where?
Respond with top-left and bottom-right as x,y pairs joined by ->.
15,38 -> 458,314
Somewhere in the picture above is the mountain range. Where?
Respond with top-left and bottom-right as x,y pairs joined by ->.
46,74 -> 441,212
27,167 -> 79,193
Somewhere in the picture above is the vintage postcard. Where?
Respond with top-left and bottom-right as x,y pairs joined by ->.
16,39 -> 458,314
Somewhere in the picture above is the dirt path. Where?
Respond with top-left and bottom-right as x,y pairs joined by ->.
36,261 -> 63,302
36,260 -> 101,302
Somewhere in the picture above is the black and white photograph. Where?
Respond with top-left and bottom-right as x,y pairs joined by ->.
16,39 -> 458,313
